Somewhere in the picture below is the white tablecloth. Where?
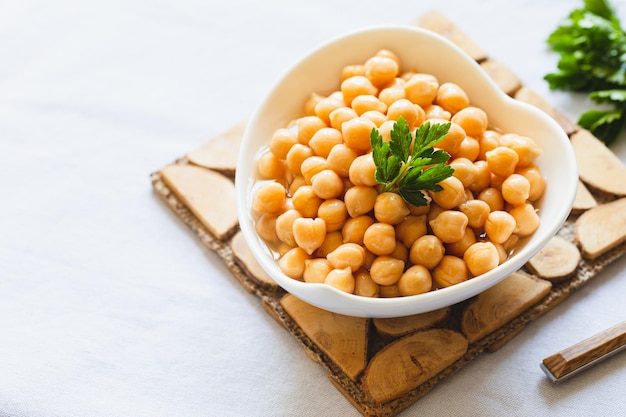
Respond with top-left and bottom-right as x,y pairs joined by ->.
2,1 -> 626,416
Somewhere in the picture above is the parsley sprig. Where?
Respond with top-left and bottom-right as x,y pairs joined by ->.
370,117 -> 454,207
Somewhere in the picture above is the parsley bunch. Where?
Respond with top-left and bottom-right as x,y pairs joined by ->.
370,117 -> 454,207
545,0 -> 626,144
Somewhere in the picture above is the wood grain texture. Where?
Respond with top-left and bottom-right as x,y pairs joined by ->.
575,198 -> 626,260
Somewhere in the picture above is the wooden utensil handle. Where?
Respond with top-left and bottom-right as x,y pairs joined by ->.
542,321 -> 626,381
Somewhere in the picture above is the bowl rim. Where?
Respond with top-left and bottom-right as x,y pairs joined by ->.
235,24 -> 578,318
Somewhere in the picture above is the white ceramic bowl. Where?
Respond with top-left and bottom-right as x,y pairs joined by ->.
235,25 -> 577,318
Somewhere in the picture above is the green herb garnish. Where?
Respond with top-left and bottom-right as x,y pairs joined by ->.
545,0 -> 626,144
370,117 -> 454,207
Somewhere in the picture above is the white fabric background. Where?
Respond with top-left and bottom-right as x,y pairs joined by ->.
1,1 -> 626,416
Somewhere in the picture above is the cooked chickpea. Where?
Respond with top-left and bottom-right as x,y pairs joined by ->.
391,241 -> 409,263
499,133 -> 542,167
435,82 -> 469,114
516,164 -> 546,201
300,156 -> 328,184
255,212 -> 278,243
501,173 -> 531,206
257,151 -> 286,180
308,127 -> 343,158
253,182 -> 286,213
379,85 -> 406,108
304,93 -> 324,116
288,175 -> 306,196
341,64 -> 365,81
451,106 -> 488,137
429,210 -> 469,243
269,128 -> 298,160
303,258 -> 332,283
387,98 -> 424,128
379,284 -> 401,298
292,217 -> 327,255
494,242 -> 509,264
424,104 -> 451,120
376,120 -> 396,143
363,222 -> 396,255
327,143 -> 358,177
315,95 -> 345,125
324,267 -> 355,293
275,209 -> 301,246
485,146 -> 519,178
286,143 -> 314,176
329,106 -> 358,131
370,256 -> 405,286
458,199 -> 491,229
478,130 -> 501,160
341,116 -> 376,152
409,234 -> 445,269
398,265 -> 432,296
364,55 -> 399,88
456,137 -> 480,161
445,227 -> 476,258
509,203 -> 540,237
433,255 -> 468,288
430,119 -> 465,156
430,176 -> 467,209
375,49 -> 401,68
327,242 -> 366,271
463,241 -> 499,276
317,198 -> 347,232
374,192 -> 410,224
478,187 -> 504,212
342,215 -> 375,245
484,210 -> 516,244
343,185 -> 378,217
292,185 -> 323,217
449,157 -> 478,187
404,73 -> 439,108
354,269 -> 379,297
348,153 -> 377,186
310,169 -> 344,199
469,160 -> 492,193
360,110 -> 387,127
296,116 -> 326,145
279,247 -> 310,280
341,75 -> 378,106
395,215 -> 427,248
350,95 -> 386,115
315,231 -> 343,257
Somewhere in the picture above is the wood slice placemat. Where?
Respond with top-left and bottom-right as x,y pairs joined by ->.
151,11 -> 626,417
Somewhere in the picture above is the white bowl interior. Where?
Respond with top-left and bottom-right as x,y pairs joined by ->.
235,25 -> 577,318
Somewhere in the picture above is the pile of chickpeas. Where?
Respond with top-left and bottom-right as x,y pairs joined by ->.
251,49 -> 545,298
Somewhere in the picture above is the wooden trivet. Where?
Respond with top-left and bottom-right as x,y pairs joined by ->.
151,11 -> 626,417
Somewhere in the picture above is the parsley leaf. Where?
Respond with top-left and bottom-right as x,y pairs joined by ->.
369,117 -> 454,207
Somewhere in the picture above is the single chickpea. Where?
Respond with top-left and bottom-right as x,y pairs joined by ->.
364,55 -> 399,88
327,143 -> 358,177
329,106 -> 358,131
409,234 -> 445,269
478,187 -> 504,212
379,284 -> 401,298
391,240 -> 409,263
445,227 -> 477,258
344,185 -> 378,217
501,173 -> 531,206
360,110 -> 387,127
458,199 -> 491,229
484,210 -> 516,244
404,73 -> 439,108
279,247 -> 310,280
296,116 -> 326,145
292,217 -> 327,255
286,143 -> 314,176
303,93 -> 324,116
478,130 -> 501,160
451,106 -> 488,137
374,192 -> 410,224
257,151 -> 286,180
253,182 -> 286,214
456,137 -> 480,162
324,267 -> 355,293
450,157 -> 478,187
463,241 -> 499,276
430,176 -> 467,209
311,169 -> 344,199
485,146 -> 519,178
341,75 -> 378,106
269,128 -> 298,160
303,258 -> 332,283
341,64 -> 365,81
424,104 -> 451,121
395,215 -> 427,248
327,242 -> 366,271
429,210 -> 469,243
509,203 -> 540,237
275,209 -> 301,247
292,185 -> 323,218
317,199 -> 347,232
363,222 -> 397,255
426,202 -> 446,223
351,94 -> 387,115
255,212 -> 279,243
354,269 -> 380,297
430,119 -> 466,156
376,49 -> 401,69
288,175 -> 306,196
502,233 -> 519,253
493,242 -> 509,264
435,82 -> 469,114
315,95 -> 345,125
490,173 -> 505,190
342,117 -> 376,152
469,160 -> 492,193
377,120 -> 396,143
387,99 -> 424,128
370,256 -> 405,286
379,85 -> 406,108
516,164 -> 546,201
348,153 -> 377,186
342,215 -> 375,245
433,255 -> 468,288
398,265 -> 433,296
315,231 -> 343,257
499,133 -> 542,167
300,156 -> 328,184
308,127 -> 343,158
